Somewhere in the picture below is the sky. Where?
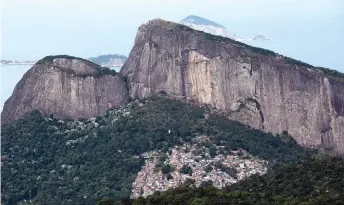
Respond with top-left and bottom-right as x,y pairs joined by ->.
1,0 -> 344,71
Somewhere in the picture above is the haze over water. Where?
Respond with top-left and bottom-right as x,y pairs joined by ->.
0,65 -> 31,111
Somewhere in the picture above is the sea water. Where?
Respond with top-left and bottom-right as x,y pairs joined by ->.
0,65 -> 31,110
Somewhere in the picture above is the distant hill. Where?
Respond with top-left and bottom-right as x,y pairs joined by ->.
2,17 -> 344,205
179,15 -> 269,42
1,54 -> 128,67
180,15 -> 226,29
253,34 -> 270,41
88,54 -> 127,67
179,15 -> 239,40
0,60 -> 36,65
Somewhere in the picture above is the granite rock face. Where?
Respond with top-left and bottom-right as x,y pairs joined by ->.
120,19 -> 344,154
2,57 -> 128,124
2,20 -> 344,154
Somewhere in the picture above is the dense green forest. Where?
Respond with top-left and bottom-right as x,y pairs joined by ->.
116,156 -> 344,205
2,95 -> 314,204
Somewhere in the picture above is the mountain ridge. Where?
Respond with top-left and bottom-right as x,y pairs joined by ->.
2,18 -> 344,154
143,19 -> 344,80
181,15 -> 227,29
121,18 -> 344,154
179,15 -> 270,42
179,15 -> 238,40
2,18 -> 344,205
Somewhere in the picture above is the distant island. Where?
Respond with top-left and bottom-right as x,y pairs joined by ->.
88,54 -> 127,67
1,54 -> 128,67
0,60 -> 36,65
179,15 -> 270,42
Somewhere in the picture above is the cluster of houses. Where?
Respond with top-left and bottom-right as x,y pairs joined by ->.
131,136 -> 268,198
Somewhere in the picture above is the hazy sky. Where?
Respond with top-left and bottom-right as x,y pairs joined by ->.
1,0 -> 344,71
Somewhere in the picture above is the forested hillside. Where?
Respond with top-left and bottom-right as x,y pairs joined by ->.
1,94 -> 314,205
117,157 -> 344,205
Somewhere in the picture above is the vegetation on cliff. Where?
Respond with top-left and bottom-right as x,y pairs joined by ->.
79,66 -> 118,78
35,55 -> 118,78
36,55 -> 97,65
116,156 -> 344,205
1,95 -> 314,205
174,23 -> 344,80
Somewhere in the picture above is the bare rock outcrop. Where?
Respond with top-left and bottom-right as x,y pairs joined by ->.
120,19 -> 344,154
2,20 -> 344,154
1,56 -> 129,124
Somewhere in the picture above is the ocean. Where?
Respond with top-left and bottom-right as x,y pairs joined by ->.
0,65 -> 121,111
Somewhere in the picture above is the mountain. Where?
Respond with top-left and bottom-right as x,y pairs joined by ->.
252,34 -> 270,41
2,19 -> 344,154
179,15 -> 239,40
1,55 -> 128,124
179,15 -> 269,42
2,18 -> 344,205
180,15 -> 227,29
88,54 -> 127,67
1,95 -> 315,205
121,19 -> 344,154
3,19 -> 344,154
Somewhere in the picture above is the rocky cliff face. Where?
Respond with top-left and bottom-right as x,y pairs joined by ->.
2,56 -> 128,124
120,19 -> 344,154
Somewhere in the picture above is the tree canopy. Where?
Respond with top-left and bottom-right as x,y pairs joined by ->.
1,95 -> 315,205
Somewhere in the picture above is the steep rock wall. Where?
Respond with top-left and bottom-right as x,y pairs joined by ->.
120,19 -> 344,154
2,57 -> 128,124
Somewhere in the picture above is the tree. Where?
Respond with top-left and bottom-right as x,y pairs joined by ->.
161,164 -> 175,175
179,165 -> 193,176
200,180 -> 213,188
209,147 -> 217,158
96,197 -> 115,205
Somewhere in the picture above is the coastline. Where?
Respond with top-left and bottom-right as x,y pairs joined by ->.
1,63 -> 36,66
